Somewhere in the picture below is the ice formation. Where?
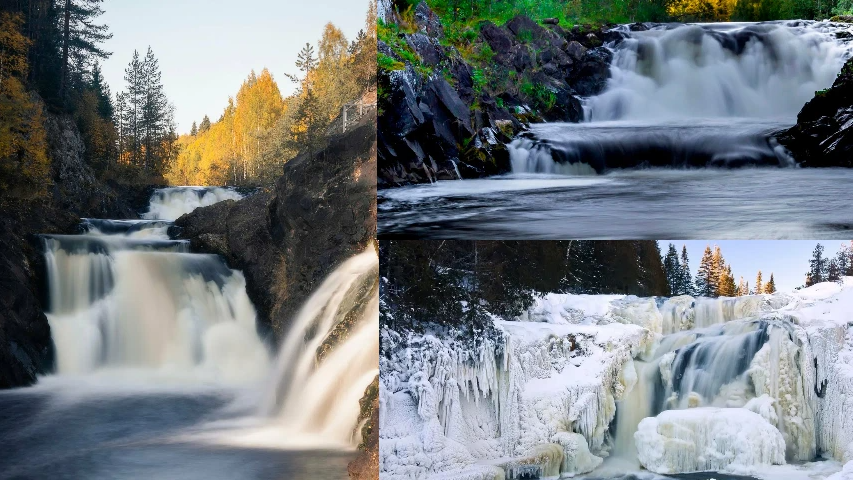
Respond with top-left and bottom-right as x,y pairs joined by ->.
634,408 -> 786,474
380,281 -> 853,479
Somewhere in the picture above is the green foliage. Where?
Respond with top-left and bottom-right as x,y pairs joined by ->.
378,53 -> 406,71
377,18 -> 430,76
520,80 -> 557,110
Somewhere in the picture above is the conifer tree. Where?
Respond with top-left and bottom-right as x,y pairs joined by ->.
737,276 -> 748,296
60,0 -> 112,101
191,121 -> 198,136
663,243 -> 680,296
679,245 -> 693,296
755,271 -> 764,294
717,265 -> 736,297
828,259 -> 841,283
199,115 -> 211,133
709,245 -> 724,296
765,273 -> 776,293
807,243 -> 827,287
695,246 -> 714,297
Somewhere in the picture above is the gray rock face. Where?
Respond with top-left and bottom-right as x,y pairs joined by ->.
778,58 -> 853,167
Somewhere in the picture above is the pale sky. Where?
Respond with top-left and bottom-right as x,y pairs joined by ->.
660,240 -> 853,292
99,0 -> 370,134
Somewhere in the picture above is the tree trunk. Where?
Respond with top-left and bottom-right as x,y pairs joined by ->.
60,0 -> 71,101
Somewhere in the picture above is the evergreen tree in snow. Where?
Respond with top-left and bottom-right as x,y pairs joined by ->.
710,246 -> 725,296
755,271 -> 764,294
765,273 -> 776,294
679,245 -> 693,296
663,243 -> 680,296
737,277 -> 748,296
717,265 -> 736,297
836,242 -> 853,277
806,243 -> 828,287
695,246 -> 714,297
828,258 -> 841,283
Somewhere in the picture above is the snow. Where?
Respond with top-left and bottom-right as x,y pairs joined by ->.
635,408 -> 786,474
380,281 -> 853,479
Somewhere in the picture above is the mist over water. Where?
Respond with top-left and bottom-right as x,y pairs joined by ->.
1,187 -> 377,479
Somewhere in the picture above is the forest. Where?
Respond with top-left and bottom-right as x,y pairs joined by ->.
0,0 -> 377,198
380,240 -> 853,332
166,6 -> 377,186
402,0 -> 852,35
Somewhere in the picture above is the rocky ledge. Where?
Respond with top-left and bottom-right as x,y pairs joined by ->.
378,0 -> 627,186
778,57 -> 853,167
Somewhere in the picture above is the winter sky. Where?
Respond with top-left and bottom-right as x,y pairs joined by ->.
661,240 -> 852,292
100,0 -> 370,134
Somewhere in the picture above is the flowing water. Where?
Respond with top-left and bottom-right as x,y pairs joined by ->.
379,21 -> 853,239
0,187 -> 378,480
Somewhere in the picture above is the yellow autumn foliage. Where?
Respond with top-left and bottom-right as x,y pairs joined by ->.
0,12 -> 51,199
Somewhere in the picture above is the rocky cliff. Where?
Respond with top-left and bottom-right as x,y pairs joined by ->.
378,0 -> 624,186
778,57 -> 853,167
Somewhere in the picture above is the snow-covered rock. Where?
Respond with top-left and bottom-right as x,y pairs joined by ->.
550,431 -> 603,476
635,408 -> 786,474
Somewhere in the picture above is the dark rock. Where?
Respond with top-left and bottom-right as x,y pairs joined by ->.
481,21 -> 514,54
565,41 -> 588,61
414,0 -> 444,37
585,32 -> 603,47
542,17 -> 559,25
510,44 -> 534,71
506,15 -> 547,42
778,58 -> 853,167
406,33 -> 443,67
568,47 -> 613,97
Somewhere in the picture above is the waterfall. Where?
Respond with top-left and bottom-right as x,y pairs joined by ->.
508,21 -> 853,173
588,22 -> 852,121
42,187 -> 269,384
259,248 -> 379,445
143,186 -> 243,221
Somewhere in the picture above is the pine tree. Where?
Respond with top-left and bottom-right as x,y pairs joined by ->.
765,273 -> 776,294
807,243 -> 828,287
199,115 -> 211,133
755,271 -> 764,294
122,49 -> 142,165
737,276 -> 748,296
836,242 -> 852,277
191,121 -> 198,136
718,265 -> 736,297
710,245 -> 725,297
695,246 -> 714,297
90,61 -> 113,118
663,243 -> 680,296
828,259 -> 841,283
679,245 -> 692,296
60,0 -> 112,101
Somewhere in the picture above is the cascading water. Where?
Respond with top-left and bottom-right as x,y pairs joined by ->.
144,186 -> 244,221
613,313 -> 817,470
259,248 -> 379,445
42,187 -> 269,383
509,21 -> 853,173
